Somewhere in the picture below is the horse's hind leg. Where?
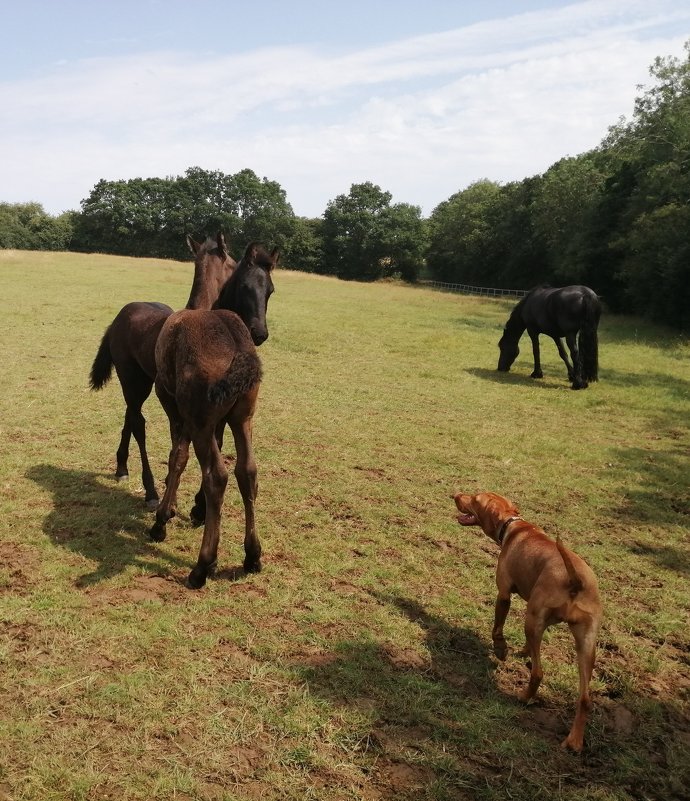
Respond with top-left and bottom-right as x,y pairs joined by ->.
566,332 -> 587,389
149,396 -> 189,542
553,337 -> 574,382
117,368 -> 158,507
188,430 -> 228,589
229,398 -> 261,574
115,416 -> 132,482
125,400 -> 158,509
190,420 -> 226,526
529,332 -> 543,378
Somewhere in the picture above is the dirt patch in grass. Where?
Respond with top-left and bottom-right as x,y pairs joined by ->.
0,541 -> 40,595
83,574 -> 190,605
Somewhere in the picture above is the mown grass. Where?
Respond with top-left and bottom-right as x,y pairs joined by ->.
0,248 -> 688,801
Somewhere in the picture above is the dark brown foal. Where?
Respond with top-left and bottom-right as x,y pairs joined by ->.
89,233 -> 235,507
148,243 -> 276,588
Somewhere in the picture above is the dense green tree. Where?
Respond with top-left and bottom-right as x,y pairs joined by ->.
530,155 -> 606,284
426,180 -> 505,284
491,178 -> 548,288
378,202 -> 428,282
281,216 -> 324,273
322,182 -> 391,280
72,167 -> 295,260
0,203 -> 74,250
321,182 -> 425,281
592,43 -> 690,324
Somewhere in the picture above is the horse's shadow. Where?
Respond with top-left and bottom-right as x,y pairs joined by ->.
467,366 -> 567,390
26,463 -> 191,586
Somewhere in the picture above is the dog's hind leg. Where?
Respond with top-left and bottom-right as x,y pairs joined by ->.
492,594 -> 512,660
520,608 -> 548,702
562,618 -> 598,752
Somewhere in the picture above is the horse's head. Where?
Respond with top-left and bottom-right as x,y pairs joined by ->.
216,242 -> 277,345
185,232 -> 237,310
497,328 -> 519,371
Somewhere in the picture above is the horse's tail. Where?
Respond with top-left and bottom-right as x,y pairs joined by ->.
208,352 -> 262,406
556,535 -> 584,598
89,327 -> 114,390
579,293 -> 600,383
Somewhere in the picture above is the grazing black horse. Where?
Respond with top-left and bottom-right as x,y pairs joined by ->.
497,285 -> 601,389
89,233 -> 235,507
149,243 -> 277,589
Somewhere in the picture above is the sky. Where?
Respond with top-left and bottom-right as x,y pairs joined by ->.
1,0 -> 689,219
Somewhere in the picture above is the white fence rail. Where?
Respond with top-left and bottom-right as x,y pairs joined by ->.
423,280 -> 527,298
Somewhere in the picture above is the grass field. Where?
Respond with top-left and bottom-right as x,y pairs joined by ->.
0,248 -> 688,801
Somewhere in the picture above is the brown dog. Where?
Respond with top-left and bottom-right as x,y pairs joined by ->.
453,491 -> 602,752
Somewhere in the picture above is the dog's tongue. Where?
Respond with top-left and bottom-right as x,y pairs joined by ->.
457,513 -> 477,526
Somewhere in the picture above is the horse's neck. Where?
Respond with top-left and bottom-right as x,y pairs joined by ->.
505,310 -> 526,339
213,261 -> 247,311
186,261 -> 229,310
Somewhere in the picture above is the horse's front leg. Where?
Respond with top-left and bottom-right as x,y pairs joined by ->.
553,337 -> 574,382
190,420 -> 226,526
229,407 -> 261,574
528,331 -> 543,378
187,430 -> 228,589
566,332 -> 587,389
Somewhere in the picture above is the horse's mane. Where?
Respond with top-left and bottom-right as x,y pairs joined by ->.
505,293 -> 528,329
505,284 -> 552,328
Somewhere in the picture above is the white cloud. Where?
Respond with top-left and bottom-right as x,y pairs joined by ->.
1,0 -> 688,216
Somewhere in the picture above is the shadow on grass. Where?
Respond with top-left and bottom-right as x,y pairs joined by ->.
608,444 -> 690,567
466,366 -> 568,390
26,463 -> 190,586
292,593 -> 689,800
292,595 -> 502,794
599,315 -> 688,348
601,366 -> 690,407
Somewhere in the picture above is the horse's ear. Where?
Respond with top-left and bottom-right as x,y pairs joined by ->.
186,235 -> 200,255
244,242 -> 258,262
269,248 -> 280,270
216,231 -> 227,257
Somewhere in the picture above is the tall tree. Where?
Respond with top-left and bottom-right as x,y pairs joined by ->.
321,182 -> 425,281
426,180 -> 504,284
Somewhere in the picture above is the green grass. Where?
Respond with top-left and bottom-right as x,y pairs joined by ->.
0,248 -> 688,800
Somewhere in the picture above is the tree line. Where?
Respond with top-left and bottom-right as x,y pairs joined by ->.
2,44 -> 688,330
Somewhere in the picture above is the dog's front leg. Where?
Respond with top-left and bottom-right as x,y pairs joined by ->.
492,595 -> 511,660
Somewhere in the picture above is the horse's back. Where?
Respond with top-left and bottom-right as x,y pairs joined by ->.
524,285 -> 599,337
108,301 -> 173,378
156,309 -> 258,401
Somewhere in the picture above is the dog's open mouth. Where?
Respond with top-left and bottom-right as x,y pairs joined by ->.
456,512 -> 478,526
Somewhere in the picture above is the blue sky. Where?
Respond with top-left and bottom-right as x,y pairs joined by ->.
2,1 -> 689,218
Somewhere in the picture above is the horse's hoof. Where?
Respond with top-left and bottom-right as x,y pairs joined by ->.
145,498 -> 159,511
530,371 -> 544,379
572,382 -> 588,390
189,506 -> 205,527
493,641 -> 508,661
186,567 -> 207,589
243,557 -> 262,574
149,522 -> 167,542
115,473 -> 129,482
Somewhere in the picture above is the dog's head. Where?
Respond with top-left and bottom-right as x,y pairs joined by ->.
453,491 -> 520,543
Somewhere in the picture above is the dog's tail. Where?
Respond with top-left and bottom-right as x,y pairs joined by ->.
556,534 -> 584,597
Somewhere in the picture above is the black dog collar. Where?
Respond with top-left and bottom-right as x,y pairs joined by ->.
496,516 -> 522,545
